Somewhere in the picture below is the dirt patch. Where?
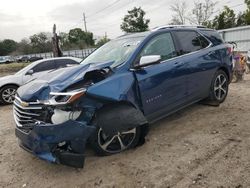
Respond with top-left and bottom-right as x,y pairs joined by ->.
1,75 -> 250,188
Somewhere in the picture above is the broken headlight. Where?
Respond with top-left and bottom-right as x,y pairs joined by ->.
41,88 -> 86,106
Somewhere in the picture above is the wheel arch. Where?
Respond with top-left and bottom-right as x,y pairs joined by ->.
0,84 -> 19,91
218,66 -> 230,80
95,101 -> 148,140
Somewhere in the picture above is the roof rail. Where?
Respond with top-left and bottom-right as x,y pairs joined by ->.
152,25 -> 206,31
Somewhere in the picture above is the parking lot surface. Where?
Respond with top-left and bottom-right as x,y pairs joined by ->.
0,75 -> 250,188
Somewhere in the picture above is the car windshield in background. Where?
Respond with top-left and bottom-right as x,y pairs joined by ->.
81,36 -> 145,68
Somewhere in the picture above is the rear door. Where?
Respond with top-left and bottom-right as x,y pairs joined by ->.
172,30 -> 220,101
134,32 -> 189,121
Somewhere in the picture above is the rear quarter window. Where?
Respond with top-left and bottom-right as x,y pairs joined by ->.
174,31 -> 210,55
200,30 -> 224,45
55,59 -> 79,68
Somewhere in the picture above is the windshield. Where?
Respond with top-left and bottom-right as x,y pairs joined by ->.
81,36 -> 145,67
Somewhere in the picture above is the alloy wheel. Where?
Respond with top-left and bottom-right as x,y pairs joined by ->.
2,88 -> 16,103
97,128 -> 136,153
214,74 -> 228,101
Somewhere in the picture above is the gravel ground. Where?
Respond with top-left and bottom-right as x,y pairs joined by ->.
0,75 -> 250,188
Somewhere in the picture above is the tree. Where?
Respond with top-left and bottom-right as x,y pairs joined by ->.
0,39 -> 18,56
58,32 -> 70,48
68,28 -> 94,48
96,36 -> 110,47
170,1 -> 188,24
244,0 -> 250,25
246,0 -> 250,8
16,39 -> 32,55
85,32 -> 95,46
52,24 -> 62,57
211,6 -> 236,30
120,7 -> 150,33
29,32 -> 52,53
245,10 -> 250,25
191,0 -> 217,25
236,12 -> 246,26
68,28 -> 85,44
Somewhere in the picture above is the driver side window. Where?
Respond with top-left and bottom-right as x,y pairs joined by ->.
140,33 -> 176,61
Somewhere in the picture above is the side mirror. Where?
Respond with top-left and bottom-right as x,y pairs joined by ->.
26,69 -> 34,75
136,55 -> 161,68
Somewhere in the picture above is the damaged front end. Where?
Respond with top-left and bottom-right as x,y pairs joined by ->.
13,63 -> 113,168
13,93 -> 97,168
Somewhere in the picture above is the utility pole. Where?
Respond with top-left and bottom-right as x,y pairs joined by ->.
83,13 -> 87,32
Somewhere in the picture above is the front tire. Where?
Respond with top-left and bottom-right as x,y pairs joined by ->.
90,125 -> 141,156
0,85 -> 18,104
208,70 -> 229,104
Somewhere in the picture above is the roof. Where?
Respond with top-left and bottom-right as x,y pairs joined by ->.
117,25 -> 213,39
40,57 -> 82,62
151,25 -> 206,31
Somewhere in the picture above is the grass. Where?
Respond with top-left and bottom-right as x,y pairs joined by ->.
0,62 -> 31,74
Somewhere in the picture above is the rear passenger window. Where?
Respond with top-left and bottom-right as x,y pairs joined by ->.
201,30 -> 224,45
140,32 -> 177,61
174,31 -> 210,55
55,59 -> 78,68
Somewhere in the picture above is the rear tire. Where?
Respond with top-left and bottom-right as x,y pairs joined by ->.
208,70 -> 229,104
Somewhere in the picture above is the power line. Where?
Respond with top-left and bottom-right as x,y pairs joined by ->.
212,3 -> 245,14
86,0 -> 123,18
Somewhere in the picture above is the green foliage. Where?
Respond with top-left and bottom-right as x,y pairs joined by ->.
246,0 -> 250,8
68,28 -> 94,48
17,39 -> 32,55
96,36 -> 110,47
120,7 -> 150,33
208,0 -> 250,29
211,6 -> 236,30
245,9 -> 250,25
58,32 -> 70,48
236,12 -> 247,26
0,39 -> 17,56
29,32 -> 52,53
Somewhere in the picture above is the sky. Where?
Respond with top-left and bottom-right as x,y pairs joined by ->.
0,0 -> 247,41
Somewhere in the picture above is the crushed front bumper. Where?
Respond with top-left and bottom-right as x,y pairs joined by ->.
15,120 -> 95,168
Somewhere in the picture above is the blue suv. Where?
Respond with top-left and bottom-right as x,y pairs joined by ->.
13,26 -> 233,168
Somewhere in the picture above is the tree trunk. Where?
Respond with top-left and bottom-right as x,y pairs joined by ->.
52,24 -> 63,57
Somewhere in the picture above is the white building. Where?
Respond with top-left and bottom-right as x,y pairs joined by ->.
218,25 -> 250,52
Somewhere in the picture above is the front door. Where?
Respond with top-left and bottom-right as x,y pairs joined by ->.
134,32 -> 189,121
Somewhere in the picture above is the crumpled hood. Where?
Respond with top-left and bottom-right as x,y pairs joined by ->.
17,61 -> 113,102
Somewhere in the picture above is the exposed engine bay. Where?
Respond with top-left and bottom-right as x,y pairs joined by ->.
64,68 -> 112,92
